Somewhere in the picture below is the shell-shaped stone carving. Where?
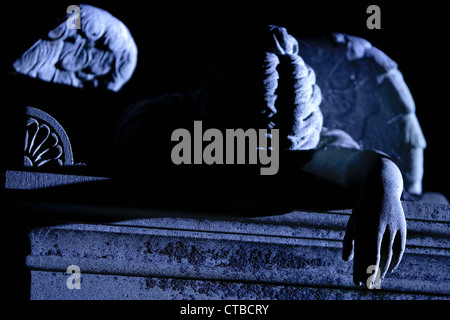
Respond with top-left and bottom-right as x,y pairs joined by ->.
24,107 -> 73,167
13,4 -> 137,92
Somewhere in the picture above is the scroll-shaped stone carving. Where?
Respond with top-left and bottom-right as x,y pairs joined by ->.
299,33 -> 427,195
24,107 -> 74,167
13,4 -> 137,92
200,25 -> 323,151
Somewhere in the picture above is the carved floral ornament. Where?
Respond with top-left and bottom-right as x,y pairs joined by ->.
13,4 -> 137,92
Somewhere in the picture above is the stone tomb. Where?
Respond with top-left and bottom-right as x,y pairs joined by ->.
5,5 -> 449,300
5,173 -> 450,300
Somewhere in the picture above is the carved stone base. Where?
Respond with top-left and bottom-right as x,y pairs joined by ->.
7,171 -> 449,300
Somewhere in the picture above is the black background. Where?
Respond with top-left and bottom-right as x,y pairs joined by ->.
5,0 -> 449,200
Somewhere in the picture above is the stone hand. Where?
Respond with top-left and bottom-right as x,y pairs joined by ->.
342,172 -> 407,288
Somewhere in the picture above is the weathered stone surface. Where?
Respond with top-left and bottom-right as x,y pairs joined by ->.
12,4 -> 137,92
29,271 -> 444,300
22,192 -> 449,300
5,170 -> 110,190
298,33 -> 426,195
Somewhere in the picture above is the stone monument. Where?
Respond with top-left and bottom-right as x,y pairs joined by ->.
5,7 -> 449,299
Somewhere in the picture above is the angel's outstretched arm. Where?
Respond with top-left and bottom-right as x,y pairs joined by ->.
302,146 -> 407,287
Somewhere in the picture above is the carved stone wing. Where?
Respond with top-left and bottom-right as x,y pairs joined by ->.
299,33 -> 426,195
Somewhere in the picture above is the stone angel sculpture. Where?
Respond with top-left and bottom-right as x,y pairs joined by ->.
117,25 -> 413,288
12,5 -> 428,288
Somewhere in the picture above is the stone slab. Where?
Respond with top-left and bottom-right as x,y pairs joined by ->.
20,192 -> 449,300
